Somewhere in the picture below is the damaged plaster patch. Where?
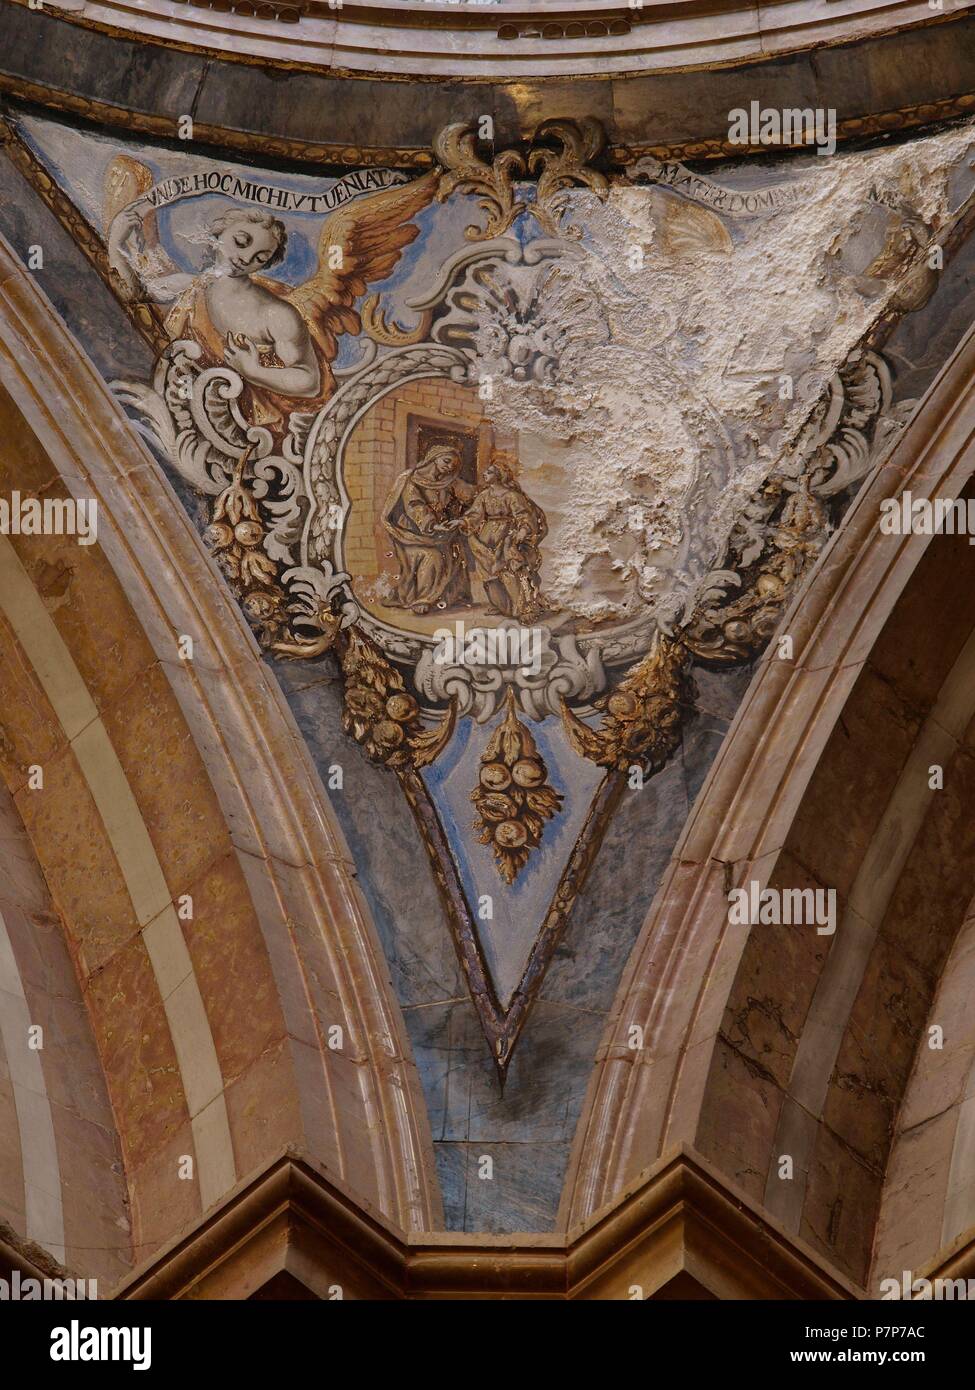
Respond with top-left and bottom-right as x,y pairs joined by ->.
474,122 -> 975,627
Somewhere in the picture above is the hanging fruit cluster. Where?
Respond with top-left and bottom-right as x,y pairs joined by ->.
341,629 -> 456,770
472,687 -> 562,884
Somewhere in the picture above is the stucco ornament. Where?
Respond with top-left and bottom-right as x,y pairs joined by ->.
103,114 -> 968,1072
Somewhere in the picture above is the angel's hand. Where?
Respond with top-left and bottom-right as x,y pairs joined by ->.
224,333 -> 262,378
108,206 -> 145,255
106,207 -> 149,300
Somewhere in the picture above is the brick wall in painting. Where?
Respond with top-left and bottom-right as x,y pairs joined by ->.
340,376 -> 517,583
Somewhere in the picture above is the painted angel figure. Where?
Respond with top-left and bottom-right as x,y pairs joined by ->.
105,158 -> 439,430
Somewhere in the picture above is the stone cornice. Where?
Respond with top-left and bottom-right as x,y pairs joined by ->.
12,1152 -> 972,1299
3,0 -> 965,80
4,3 -> 975,166
111,1147 -> 862,1299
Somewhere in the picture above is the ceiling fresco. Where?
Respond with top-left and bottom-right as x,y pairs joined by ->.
5,105 -> 975,1227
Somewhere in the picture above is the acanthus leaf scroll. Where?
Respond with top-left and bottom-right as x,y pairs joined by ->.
88,113 -> 944,1073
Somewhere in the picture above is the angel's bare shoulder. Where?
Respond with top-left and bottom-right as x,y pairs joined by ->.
264,293 -> 310,341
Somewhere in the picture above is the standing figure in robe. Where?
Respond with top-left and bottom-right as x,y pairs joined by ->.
458,461 -> 547,621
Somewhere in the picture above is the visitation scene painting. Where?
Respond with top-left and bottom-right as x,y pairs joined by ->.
9,104 -> 975,1224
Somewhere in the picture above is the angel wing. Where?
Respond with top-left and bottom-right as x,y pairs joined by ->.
104,154 -> 158,246
104,154 -> 191,303
283,169 -> 440,367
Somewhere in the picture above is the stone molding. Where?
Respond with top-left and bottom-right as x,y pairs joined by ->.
111,1147 -> 860,1300
2,0 -> 962,79
3,4 -> 975,165
9,1143 -> 972,1297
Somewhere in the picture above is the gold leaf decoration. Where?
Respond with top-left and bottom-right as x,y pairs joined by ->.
472,688 -> 562,885
205,449 -> 288,645
658,195 -> 733,258
434,123 -> 527,241
433,119 -> 609,244
340,628 -> 456,770
527,118 -> 610,236
681,475 -> 831,665
559,633 -> 690,775
361,294 -> 434,347
103,154 -> 155,239
271,617 -> 342,661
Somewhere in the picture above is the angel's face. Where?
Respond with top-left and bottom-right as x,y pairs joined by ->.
211,221 -> 281,277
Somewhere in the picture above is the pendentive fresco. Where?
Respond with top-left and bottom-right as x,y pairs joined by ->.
5,97 -> 975,1233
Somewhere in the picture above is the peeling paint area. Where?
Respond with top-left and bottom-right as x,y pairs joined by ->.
476,123 -> 975,627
